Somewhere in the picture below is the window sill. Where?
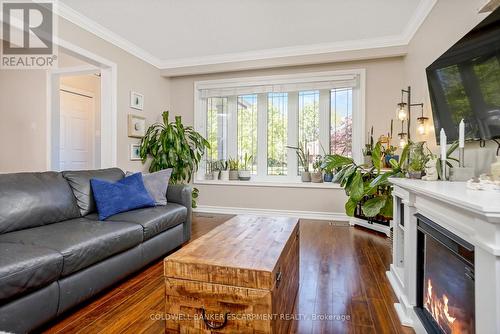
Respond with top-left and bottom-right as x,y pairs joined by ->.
193,179 -> 343,189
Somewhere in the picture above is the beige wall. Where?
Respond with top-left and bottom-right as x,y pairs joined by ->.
170,57 -> 405,212
404,0 -> 497,174
0,16 -> 171,173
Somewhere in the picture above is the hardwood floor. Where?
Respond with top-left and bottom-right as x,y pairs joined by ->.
41,213 -> 413,334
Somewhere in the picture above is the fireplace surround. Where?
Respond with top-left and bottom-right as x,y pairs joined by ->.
387,178 -> 500,333
415,214 -> 475,334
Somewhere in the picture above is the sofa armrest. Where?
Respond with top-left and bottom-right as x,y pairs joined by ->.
167,184 -> 192,242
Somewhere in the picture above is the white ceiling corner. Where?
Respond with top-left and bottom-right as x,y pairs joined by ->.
57,0 -> 437,70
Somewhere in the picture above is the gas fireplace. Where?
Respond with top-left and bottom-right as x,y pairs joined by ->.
415,214 -> 475,334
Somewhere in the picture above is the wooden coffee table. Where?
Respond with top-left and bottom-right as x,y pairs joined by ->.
164,215 -> 299,333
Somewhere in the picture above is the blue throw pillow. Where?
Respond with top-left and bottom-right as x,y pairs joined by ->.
90,172 -> 155,220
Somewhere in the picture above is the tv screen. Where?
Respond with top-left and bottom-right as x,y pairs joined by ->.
426,7 -> 500,143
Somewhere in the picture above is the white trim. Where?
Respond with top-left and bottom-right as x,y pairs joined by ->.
194,179 -> 342,189
47,37 -> 117,170
194,205 -> 349,222
55,2 -> 163,68
54,0 -> 436,70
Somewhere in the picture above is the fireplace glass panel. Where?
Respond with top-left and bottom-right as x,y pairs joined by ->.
423,234 -> 475,334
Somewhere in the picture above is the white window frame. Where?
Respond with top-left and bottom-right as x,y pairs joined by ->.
194,69 -> 366,184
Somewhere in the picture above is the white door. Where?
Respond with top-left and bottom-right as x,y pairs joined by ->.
59,89 -> 94,170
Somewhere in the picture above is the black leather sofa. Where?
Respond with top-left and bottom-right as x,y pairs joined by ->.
0,168 -> 192,333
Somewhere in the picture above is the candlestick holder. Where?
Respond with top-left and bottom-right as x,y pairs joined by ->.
459,147 -> 465,167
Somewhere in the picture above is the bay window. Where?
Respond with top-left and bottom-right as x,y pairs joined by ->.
196,70 -> 365,183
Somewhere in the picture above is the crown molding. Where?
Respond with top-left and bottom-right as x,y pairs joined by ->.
56,0 -> 437,71
55,2 -> 163,68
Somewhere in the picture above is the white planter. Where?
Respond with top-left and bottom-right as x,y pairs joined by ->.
220,170 -> 230,181
238,170 -> 251,181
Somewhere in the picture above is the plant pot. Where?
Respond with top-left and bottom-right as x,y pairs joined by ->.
323,172 -> 334,182
220,170 -> 229,181
204,173 -> 214,180
229,170 -> 239,180
311,172 -> 323,183
384,154 -> 399,168
238,170 -> 251,181
301,171 -> 311,182
364,155 -> 372,167
408,171 -> 423,179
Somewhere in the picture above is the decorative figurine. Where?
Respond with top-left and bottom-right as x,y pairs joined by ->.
422,157 -> 438,181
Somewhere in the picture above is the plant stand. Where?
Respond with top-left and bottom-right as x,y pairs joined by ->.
349,200 -> 391,236
349,217 -> 391,237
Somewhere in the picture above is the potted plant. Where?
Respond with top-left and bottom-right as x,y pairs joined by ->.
322,141 -> 409,219
204,160 -> 216,180
228,157 -> 239,180
323,164 -> 334,182
384,145 -> 399,168
363,126 -> 374,166
407,142 -> 426,179
238,153 -> 253,181
219,160 -> 229,181
139,111 -> 210,207
311,155 -> 324,183
287,144 -> 311,182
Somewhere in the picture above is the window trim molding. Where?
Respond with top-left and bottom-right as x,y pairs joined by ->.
194,69 -> 366,183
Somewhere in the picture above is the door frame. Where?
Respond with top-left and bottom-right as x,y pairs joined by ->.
59,84 -> 96,170
47,38 -> 117,170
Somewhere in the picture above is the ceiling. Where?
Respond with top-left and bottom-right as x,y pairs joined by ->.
58,0 -> 436,69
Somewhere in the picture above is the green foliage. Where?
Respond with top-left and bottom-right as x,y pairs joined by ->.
240,153 -> 254,171
228,157 -> 239,171
312,155 -> 323,172
323,140 -> 410,219
436,140 -> 459,180
287,144 -> 310,172
139,111 -> 210,207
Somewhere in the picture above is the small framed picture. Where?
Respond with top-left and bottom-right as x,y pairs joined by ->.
130,144 -> 141,161
130,91 -> 144,110
128,114 -> 146,138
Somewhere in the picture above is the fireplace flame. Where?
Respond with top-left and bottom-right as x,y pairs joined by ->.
425,279 -> 457,332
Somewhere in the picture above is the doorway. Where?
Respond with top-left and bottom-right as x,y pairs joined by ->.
58,73 -> 101,170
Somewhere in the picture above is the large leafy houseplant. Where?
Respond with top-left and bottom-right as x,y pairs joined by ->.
139,111 -> 210,207
322,142 -> 409,219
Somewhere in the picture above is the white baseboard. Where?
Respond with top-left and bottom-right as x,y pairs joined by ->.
194,205 -> 349,222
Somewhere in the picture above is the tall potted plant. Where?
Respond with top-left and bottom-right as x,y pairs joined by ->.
228,157 -> 239,180
238,153 -> 253,181
139,111 -> 210,207
287,144 -> 311,182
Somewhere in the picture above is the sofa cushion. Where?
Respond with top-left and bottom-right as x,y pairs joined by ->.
91,173 -> 155,220
0,218 -> 143,276
126,169 -> 172,205
62,168 -> 125,216
0,243 -> 63,302
86,203 -> 187,240
0,172 -> 81,234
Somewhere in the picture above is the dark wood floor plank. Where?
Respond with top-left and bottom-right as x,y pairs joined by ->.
41,214 -> 413,334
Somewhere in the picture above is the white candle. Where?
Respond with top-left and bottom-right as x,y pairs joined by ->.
440,128 -> 447,161
459,119 -> 465,148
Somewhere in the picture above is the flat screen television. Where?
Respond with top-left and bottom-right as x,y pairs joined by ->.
426,7 -> 500,143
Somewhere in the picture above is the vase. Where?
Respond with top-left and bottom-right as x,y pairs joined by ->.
324,173 -> 334,182
220,170 -> 229,181
229,170 -> 239,180
311,172 -> 323,183
301,171 -> 311,182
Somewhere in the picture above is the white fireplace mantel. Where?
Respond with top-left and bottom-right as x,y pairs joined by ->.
387,178 -> 500,334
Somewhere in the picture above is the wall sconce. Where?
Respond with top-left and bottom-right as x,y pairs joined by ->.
416,104 -> 428,135
397,86 -> 424,141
